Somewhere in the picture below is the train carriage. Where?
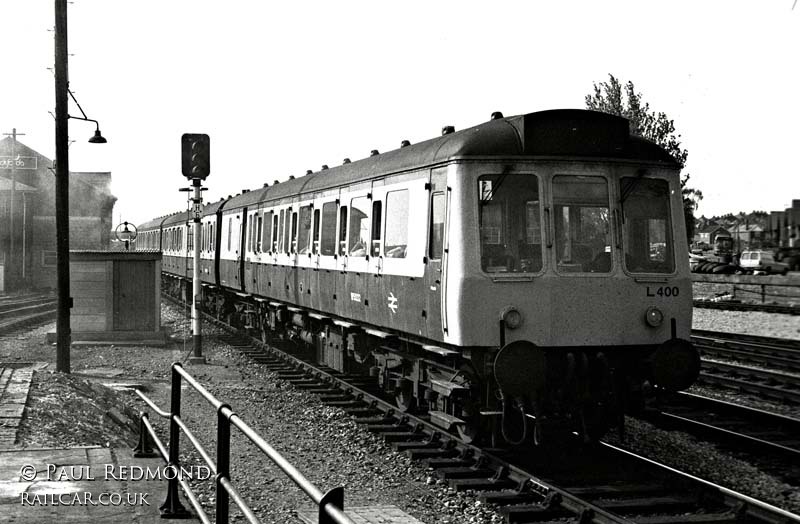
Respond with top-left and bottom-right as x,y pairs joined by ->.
142,109 -> 699,444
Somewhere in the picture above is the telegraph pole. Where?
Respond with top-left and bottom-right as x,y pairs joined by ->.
54,0 -> 71,373
2,128 -> 25,289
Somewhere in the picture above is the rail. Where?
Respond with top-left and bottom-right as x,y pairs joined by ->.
133,362 -> 355,524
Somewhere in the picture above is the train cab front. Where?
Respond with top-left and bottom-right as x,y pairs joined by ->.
458,164 -> 699,443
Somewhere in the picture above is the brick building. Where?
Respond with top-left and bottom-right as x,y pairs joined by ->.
769,200 -> 800,248
0,134 -> 116,292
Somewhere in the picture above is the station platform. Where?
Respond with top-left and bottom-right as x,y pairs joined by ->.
1,364 -> 195,523
0,445 -> 196,523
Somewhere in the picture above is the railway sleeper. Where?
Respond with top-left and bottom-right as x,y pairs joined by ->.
435,466 -> 495,480
392,441 -> 445,452
323,399 -> 365,409
424,457 -> 476,469
449,477 -> 516,492
381,431 -> 428,443
498,504 -> 572,523
478,490 -> 543,506
367,423 -> 412,433
405,447 -> 460,460
597,494 -> 702,514
303,387 -> 341,394
286,378 -> 320,386
564,482 -> 672,499
318,393 -> 353,402
629,512 -> 745,524
350,412 -> 389,422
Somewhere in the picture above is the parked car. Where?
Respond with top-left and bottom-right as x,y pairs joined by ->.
739,250 -> 789,275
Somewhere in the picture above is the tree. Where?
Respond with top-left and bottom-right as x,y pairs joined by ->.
681,174 -> 703,242
586,74 -> 701,243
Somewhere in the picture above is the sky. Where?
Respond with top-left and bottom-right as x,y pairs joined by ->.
1,0 -> 798,227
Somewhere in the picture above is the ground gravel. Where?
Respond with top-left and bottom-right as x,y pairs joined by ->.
3,304 -> 503,523
605,417 -> 800,514
3,302 -> 799,521
692,308 -> 800,340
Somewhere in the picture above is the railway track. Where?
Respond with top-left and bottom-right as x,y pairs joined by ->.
692,330 -> 800,374
0,293 -> 57,333
693,300 -> 800,316
644,391 -> 800,484
172,298 -> 799,524
691,330 -> 800,404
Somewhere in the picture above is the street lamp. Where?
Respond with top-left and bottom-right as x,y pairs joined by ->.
115,221 -> 137,251
68,88 -> 107,144
54,0 -> 107,373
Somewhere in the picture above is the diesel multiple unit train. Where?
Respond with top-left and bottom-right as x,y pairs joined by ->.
138,109 -> 699,444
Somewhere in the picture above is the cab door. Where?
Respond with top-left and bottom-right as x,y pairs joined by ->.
244,208 -> 256,293
425,168 -> 448,341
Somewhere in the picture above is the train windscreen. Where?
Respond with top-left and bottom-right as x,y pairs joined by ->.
552,175 -> 611,273
478,174 -> 542,273
620,177 -> 675,274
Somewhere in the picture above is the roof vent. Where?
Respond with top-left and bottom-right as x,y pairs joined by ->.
491,111 -> 504,120
273,180 -> 279,185
242,189 -> 249,193
343,158 -> 351,164
263,182 -> 269,188
400,140 -> 410,148
289,175 -> 295,180
321,164 -> 329,170
370,149 -> 379,156
228,195 -> 232,199
441,126 -> 455,135
306,169 -> 313,175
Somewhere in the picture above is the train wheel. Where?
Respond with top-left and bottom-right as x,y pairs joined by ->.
579,402 -> 610,442
457,422 -> 480,444
451,399 -> 479,443
395,383 -> 416,412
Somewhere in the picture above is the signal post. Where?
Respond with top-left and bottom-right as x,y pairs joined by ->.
182,134 -> 210,364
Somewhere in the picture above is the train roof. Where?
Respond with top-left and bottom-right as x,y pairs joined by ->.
161,211 -> 192,227
137,216 -> 167,231
202,197 -> 228,217
221,109 -> 678,210
140,109 -> 680,223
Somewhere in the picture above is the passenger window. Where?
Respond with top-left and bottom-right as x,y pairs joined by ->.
371,201 -> 382,257
338,206 -> 348,256
312,209 -> 321,254
349,197 -> 370,257
290,211 -> 298,253
298,206 -> 312,254
430,192 -> 445,259
248,219 -> 253,253
283,209 -> 292,254
385,190 -> 409,258
227,218 -> 232,251
553,175 -> 610,273
272,213 -> 279,253
320,202 -> 337,256
262,212 -> 272,253
278,210 -> 285,252
621,177 -> 674,273
478,174 -> 542,272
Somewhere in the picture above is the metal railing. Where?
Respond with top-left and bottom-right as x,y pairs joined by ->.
133,362 -> 355,524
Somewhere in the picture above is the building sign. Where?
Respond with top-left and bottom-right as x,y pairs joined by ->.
0,155 -> 37,170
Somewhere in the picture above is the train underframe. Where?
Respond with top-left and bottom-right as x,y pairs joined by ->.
163,275 -> 697,446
